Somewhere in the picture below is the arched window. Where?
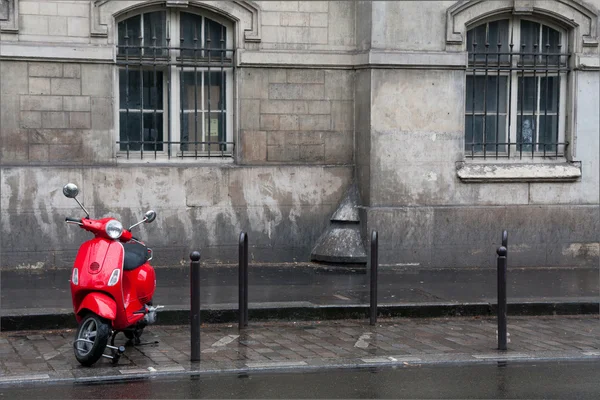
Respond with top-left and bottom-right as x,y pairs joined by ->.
116,7 -> 234,159
465,17 -> 569,159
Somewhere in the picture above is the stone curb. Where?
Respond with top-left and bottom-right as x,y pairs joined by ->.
1,350 -> 600,387
2,301 -> 598,331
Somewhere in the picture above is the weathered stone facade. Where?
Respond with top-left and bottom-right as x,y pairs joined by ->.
1,1 -> 599,270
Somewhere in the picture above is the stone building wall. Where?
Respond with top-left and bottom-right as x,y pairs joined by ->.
1,0 -> 599,271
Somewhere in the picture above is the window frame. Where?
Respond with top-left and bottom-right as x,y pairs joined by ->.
464,15 -> 571,161
114,6 -> 234,161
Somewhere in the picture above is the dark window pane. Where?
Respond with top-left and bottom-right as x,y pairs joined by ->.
467,20 -> 509,62
466,75 -> 508,113
465,115 -> 484,152
119,70 -> 163,110
204,71 -> 225,110
539,115 -> 558,152
143,11 -> 167,56
517,76 -> 536,113
205,18 -> 226,58
181,71 -> 202,111
520,20 -> 541,64
539,76 -> 559,113
542,25 -> 562,64
119,112 -> 163,151
180,12 -> 202,58
118,15 -> 141,56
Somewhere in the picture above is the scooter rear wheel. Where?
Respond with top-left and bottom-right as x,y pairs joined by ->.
73,314 -> 110,366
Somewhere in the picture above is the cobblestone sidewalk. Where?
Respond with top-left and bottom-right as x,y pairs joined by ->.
1,315 -> 600,385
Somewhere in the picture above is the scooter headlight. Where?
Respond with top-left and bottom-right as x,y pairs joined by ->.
105,220 -> 123,239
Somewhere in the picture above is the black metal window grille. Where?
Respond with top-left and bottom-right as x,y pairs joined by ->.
465,18 -> 570,159
116,10 -> 234,160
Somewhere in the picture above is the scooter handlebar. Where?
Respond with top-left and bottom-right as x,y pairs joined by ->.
65,217 -> 83,224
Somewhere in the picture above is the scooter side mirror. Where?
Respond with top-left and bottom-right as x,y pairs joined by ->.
63,183 -> 79,198
144,210 -> 157,223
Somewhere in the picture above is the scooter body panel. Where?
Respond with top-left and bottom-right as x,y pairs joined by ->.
71,238 -> 125,325
76,292 -> 117,321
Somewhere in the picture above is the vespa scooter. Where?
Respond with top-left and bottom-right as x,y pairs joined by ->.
63,183 -> 162,366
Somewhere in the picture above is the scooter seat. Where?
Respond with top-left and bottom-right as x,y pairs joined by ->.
122,243 -> 148,271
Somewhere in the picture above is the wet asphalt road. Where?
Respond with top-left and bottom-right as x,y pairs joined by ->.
2,360 -> 600,399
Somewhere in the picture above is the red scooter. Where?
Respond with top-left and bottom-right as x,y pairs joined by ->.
63,183 -> 161,366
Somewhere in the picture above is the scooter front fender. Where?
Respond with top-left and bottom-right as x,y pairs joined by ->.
76,292 -> 117,322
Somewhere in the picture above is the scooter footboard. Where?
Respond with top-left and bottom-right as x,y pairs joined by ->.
77,292 -> 117,322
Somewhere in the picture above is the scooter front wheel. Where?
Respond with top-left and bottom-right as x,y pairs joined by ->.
73,314 -> 111,366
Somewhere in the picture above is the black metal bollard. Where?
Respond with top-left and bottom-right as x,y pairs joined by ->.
370,230 -> 379,326
239,232 -> 248,329
190,251 -> 201,362
497,245 -> 508,351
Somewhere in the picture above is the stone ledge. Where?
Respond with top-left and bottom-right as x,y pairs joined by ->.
456,162 -> 582,183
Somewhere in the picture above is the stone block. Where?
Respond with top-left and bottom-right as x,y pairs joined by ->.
67,17 -> 89,37
268,70 -> 287,83
1,62 -> 29,94
28,62 -> 62,78
240,99 -> 260,130
371,69 -> 463,133
324,131 -> 353,164
0,98 -> 28,162
28,77 -> 50,94
261,11 -> 281,26
57,2 -> 89,17
331,101 -> 353,131
20,15 -> 49,35
41,112 -> 69,129
29,144 -> 49,162
268,83 -> 325,100
309,27 -> 328,44
20,111 -> 42,128
308,100 -> 331,114
280,12 -> 310,27
268,131 -> 293,146
241,130 -> 267,162
51,78 -> 80,95
69,112 -> 91,129
261,26 -> 287,43
39,2 -> 58,15
20,2 -> 39,15
299,114 -> 330,131
299,1 -> 329,12
29,129 -> 81,144
260,1 -> 299,12
63,96 -> 90,112
62,64 -> 81,79
328,1 -> 355,46
287,69 -> 324,84
279,114 -> 299,130
81,65 -> 112,97
299,144 -> 325,161
298,131 -> 325,145
324,71 -> 354,100
239,69 -> 269,99
20,95 -> 62,111
285,26 -> 310,43
48,144 -> 84,162
261,100 -> 307,114
90,97 -> 113,129
48,16 -> 67,35
267,145 -> 300,161
260,114 -> 279,131
310,13 -> 328,27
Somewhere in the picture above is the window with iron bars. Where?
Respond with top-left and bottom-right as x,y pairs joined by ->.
116,8 -> 234,160
465,17 -> 570,159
